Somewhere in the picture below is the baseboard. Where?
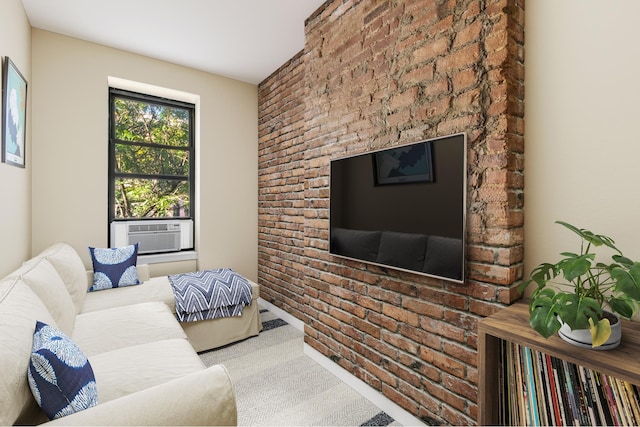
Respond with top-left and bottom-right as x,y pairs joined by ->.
257,298 -> 425,426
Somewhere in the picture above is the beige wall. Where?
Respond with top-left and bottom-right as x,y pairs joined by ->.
525,2 -> 640,284
31,30 -> 258,281
0,0 -> 31,277
4,0 -> 638,287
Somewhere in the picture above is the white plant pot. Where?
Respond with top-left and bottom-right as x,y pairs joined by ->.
558,312 -> 621,350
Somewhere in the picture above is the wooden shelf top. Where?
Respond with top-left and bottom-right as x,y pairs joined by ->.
479,301 -> 640,385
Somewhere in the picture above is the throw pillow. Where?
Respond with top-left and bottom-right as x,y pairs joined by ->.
27,321 -> 98,420
88,243 -> 140,291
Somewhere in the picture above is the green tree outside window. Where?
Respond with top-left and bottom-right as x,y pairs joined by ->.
109,90 -> 194,220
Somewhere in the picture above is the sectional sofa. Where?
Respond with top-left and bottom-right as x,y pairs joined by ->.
86,257 -> 262,352
0,242 -> 253,425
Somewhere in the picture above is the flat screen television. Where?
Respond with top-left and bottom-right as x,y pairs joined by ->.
329,132 -> 466,282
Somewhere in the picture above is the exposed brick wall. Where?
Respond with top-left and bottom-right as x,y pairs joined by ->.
258,0 -> 524,424
258,51 -> 308,320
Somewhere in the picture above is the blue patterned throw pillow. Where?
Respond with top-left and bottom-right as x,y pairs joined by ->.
88,244 -> 140,291
28,321 -> 98,420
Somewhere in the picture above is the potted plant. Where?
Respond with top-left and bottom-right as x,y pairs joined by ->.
520,221 -> 640,349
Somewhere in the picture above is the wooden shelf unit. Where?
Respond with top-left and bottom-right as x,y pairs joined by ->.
478,301 -> 640,425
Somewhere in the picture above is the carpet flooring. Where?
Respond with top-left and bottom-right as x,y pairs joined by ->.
199,309 -> 400,426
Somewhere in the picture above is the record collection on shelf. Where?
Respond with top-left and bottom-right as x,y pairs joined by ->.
499,341 -> 640,426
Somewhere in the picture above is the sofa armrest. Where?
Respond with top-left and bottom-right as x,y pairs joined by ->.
43,365 -> 237,426
137,263 -> 151,282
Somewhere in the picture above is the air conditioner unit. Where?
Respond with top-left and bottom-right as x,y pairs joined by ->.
127,222 -> 181,254
110,219 -> 193,253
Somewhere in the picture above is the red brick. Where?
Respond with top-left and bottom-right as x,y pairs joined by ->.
398,352 -> 441,382
399,324 -> 441,349
353,317 -> 381,339
442,372 -> 478,402
379,278 -> 419,297
340,300 -> 366,318
354,366 -> 382,391
341,323 -> 364,341
443,341 -> 477,366
441,405 -> 475,426
368,311 -> 400,333
469,299 -> 504,318
382,304 -> 420,327
402,298 -> 444,318
399,379 -> 440,412
389,86 -> 419,112
420,96 -> 451,121
420,347 -> 466,378
354,294 -> 382,312
413,37 -> 449,64
328,306 -> 352,324
453,19 -> 483,48
452,88 -> 481,111
399,64 -> 434,87
382,383 -> 419,415
361,358 -> 397,387
368,286 -> 402,305
421,317 -> 466,343
436,42 -> 480,73
381,329 -> 419,355
364,334 -> 399,360
423,77 -> 449,98
353,341 -> 383,365
387,360 -> 422,388
423,380 -> 466,412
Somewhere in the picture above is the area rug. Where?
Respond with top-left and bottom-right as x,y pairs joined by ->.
199,309 -> 400,426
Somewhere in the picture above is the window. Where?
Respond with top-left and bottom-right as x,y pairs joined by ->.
108,88 -> 195,222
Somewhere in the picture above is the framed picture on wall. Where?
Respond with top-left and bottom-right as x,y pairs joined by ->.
373,140 -> 433,185
2,57 -> 27,168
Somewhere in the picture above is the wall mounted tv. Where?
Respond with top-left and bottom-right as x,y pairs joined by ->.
329,132 -> 466,282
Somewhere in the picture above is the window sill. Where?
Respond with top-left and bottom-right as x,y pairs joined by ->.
138,251 -> 197,265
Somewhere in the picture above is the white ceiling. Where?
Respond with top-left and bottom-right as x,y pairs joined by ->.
21,0 -> 326,85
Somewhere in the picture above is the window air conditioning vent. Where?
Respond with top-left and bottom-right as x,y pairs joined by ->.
127,222 -> 181,254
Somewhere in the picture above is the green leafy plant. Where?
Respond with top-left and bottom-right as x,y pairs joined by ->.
519,221 -> 640,347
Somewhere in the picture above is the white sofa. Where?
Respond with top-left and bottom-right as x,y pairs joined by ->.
84,262 -> 262,353
0,242 -> 251,425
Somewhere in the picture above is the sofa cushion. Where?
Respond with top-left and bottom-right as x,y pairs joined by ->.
28,321 -> 98,420
331,228 -> 382,262
13,257 -> 77,335
82,276 -> 259,316
81,276 -> 176,314
0,277 -> 57,426
37,243 -> 89,313
72,302 -> 187,357
88,244 -> 140,291
423,236 -> 463,280
376,231 -> 429,271
88,339 -> 205,404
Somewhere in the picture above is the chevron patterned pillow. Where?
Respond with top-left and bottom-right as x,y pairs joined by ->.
88,243 -> 140,291
27,321 -> 98,420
